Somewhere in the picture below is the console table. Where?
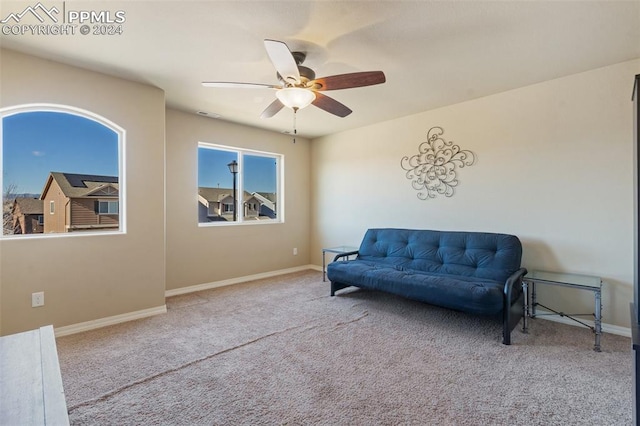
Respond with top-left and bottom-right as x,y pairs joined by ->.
322,245 -> 358,281
523,270 -> 603,351
0,325 -> 70,425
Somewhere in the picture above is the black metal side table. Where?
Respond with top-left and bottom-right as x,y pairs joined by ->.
322,245 -> 358,282
523,270 -> 603,351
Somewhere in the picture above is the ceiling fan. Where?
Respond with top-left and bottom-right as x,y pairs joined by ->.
202,39 -> 386,119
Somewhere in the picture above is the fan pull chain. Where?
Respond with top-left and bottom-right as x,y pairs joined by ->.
292,107 -> 298,143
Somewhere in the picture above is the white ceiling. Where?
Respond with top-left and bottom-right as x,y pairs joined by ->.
1,1 -> 639,138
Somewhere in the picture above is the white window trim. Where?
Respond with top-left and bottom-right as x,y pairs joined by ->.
0,103 -> 126,239
198,142 -> 284,227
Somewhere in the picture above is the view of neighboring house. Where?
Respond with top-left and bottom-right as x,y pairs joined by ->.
40,172 -> 119,233
11,197 -> 44,234
252,192 -> 277,219
198,187 -> 276,222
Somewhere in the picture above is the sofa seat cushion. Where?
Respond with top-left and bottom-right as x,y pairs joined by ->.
327,260 -> 506,315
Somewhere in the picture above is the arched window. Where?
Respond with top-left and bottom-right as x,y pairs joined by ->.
1,104 -> 125,237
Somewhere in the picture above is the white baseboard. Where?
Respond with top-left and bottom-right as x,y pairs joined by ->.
165,265 -> 317,297
532,308 -> 631,338
53,266 -> 319,337
58,269 -> 630,340
308,264 -> 322,272
54,305 -> 167,337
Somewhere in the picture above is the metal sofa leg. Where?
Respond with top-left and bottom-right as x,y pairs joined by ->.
330,282 -> 349,296
502,293 -> 524,345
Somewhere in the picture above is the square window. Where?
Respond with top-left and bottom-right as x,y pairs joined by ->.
198,144 -> 282,225
98,201 -> 118,215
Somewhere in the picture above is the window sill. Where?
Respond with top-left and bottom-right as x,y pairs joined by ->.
198,219 -> 282,228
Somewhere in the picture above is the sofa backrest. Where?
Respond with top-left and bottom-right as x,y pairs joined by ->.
357,228 -> 523,283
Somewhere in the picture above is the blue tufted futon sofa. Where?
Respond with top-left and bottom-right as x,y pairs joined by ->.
327,228 -> 527,344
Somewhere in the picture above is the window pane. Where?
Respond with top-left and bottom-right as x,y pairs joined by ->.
244,154 -> 278,220
198,147 -> 238,223
2,110 -> 121,236
97,201 -> 118,215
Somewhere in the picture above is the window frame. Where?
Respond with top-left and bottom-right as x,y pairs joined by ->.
0,103 -> 126,239
198,142 -> 284,227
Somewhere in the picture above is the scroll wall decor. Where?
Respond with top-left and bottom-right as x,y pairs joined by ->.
400,126 -> 476,200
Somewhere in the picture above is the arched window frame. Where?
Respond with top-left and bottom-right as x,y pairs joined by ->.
0,103 -> 126,238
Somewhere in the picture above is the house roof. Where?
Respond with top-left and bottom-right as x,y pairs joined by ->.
255,192 -> 277,204
41,172 -> 119,199
198,187 -> 252,203
13,197 -> 43,215
252,193 -> 276,210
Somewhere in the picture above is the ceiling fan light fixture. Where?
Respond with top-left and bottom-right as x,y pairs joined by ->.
276,87 -> 315,110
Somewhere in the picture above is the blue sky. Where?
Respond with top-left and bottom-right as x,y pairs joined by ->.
2,111 -> 118,194
198,147 -> 277,193
2,111 -> 276,196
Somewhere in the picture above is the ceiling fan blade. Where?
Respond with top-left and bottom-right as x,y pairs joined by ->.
260,99 -> 285,119
310,71 -> 386,91
264,39 -> 300,85
312,92 -> 352,118
202,81 -> 280,89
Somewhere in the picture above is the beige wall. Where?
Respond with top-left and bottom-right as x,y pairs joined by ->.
0,49 -> 166,335
165,109 -> 311,291
1,47 -> 636,335
311,59 -> 640,329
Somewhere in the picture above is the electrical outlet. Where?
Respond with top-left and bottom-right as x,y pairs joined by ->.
293,247 -> 298,255
32,292 -> 44,308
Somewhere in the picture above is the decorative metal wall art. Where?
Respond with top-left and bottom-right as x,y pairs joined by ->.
401,127 -> 476,200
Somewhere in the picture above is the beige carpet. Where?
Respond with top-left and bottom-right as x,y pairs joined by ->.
56,270 -> 632,425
